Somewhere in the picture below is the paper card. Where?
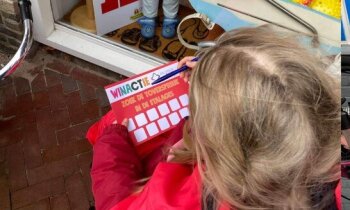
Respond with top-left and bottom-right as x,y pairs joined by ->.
93,0 -> 142,35
105,61 -> 190,145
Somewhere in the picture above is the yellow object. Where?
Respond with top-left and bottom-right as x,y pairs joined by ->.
71,5 -> 96,33
292,0 -> 340,19
293,0 -> 312,4
70,0 -> 96,33
309,0 -> 340,19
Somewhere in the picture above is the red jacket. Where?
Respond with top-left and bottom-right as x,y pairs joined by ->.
89,113 -> 341,210
91,119 -> 200,210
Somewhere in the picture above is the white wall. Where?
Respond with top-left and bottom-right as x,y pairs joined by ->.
51,0 -> 81,21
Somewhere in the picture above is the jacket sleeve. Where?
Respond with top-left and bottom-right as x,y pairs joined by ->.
91,124 -> 143,210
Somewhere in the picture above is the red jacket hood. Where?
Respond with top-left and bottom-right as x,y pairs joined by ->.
112,162 -> 341,210
111,163 -> 203,210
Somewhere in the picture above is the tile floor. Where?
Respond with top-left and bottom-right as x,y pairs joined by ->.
0,44 -> 125,210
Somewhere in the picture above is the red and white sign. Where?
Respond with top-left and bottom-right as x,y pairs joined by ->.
93,0 -> 142,35
105,62 -> 190,145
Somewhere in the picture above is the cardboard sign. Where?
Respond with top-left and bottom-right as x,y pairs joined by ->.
93,0 -> 142,35
105,62 -> 190,145
189,0 -> 340,54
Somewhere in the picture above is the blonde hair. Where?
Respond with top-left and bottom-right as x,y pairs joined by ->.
173,26 -> 340,210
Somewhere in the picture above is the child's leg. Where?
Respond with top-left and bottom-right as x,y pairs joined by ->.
142,0 -> 159,18
162,0 -> 179,18
138,0 -> 159,38
161,0 -> 179,38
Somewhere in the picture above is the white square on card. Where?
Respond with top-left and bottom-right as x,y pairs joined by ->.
168,98 -> 181,111
146,122 -> 159,136
146,108 -> 159,121
157,117 -> 170,131
179,94 -> 189,106
158,103 -> 170,116
179,108 -> 189,118
134,128 -> 147,143
135,113 -> 148,127
168,112 -> 180,125
128,118 -> 136,131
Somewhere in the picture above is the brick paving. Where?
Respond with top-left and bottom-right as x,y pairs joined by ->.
0,44 -> 125,210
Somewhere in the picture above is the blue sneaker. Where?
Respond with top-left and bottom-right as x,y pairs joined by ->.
138,17 -> 156,39
162,17 -> 179,39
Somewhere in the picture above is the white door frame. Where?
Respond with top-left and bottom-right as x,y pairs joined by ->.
30,0 -> 163,77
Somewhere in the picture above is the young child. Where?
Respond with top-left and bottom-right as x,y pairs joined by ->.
91,26 -> 340,210
138,0 -> 179,39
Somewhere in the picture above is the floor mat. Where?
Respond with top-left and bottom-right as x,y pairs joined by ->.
104,5 -> 224,61
62,3 -> 224,61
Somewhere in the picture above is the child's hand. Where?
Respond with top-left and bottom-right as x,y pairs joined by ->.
112,119 -> 129,127
178,56 -> 197,83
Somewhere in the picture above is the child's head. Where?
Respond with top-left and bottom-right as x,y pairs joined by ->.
188,26 -> 339,209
